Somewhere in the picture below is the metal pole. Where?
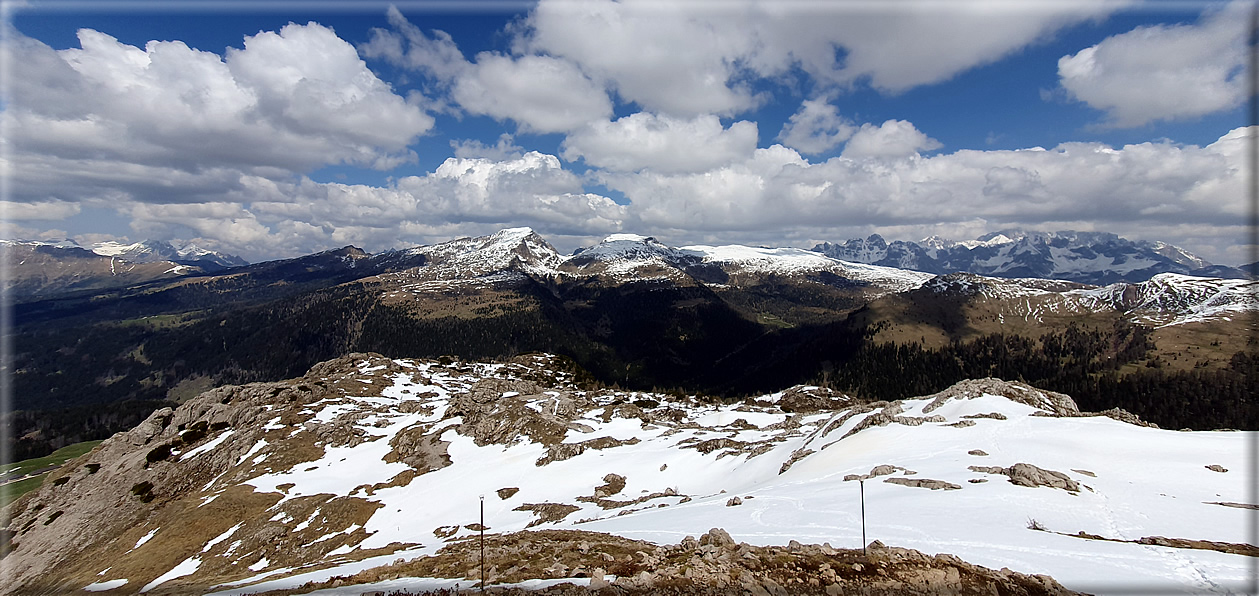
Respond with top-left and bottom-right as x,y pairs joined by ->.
860,479 -> 867,556
480,494 -> 485,592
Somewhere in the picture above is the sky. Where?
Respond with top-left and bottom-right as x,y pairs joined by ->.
0,0 -> 1253,265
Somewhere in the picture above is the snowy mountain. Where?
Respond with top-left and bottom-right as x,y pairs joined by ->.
90,239 -> 248,270
1066,273 -> 1259,328
0,240 -> 214,300
909,271 -> 1257,329
5,353 -> 1249,595
374,229 -> 932,298
813,230 -> 1250,284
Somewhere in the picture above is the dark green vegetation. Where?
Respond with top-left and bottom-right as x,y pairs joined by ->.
818,324 -> 1257,431
0,440 -> 104,508
8,253 -> 1254,461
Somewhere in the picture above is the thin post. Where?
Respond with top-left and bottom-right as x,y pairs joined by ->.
860,479 -> 867,556
480,494 -> 485,592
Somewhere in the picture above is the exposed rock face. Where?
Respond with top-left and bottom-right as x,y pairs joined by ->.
922,378 -> 1079,416
844,464 -> 912,481
276,529 -> 1079,595
969,463 -> 1081,492
884,477 -> 963,490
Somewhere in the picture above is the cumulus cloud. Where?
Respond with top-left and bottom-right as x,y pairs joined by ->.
451,134 -> 525,161
776,99 -> 856,155
596,127 -> 1249,263
362,7 -> 611,133
561,113 -> 758,173
452,54 -> 612,133
4,24 -> 431,175
841,120 -> 943,160
1,22 -> 434,216
182,152 -> 624,260
516,0 -> 1125,117
1056,1 -> 1248,127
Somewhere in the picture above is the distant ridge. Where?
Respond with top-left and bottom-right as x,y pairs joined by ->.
812,230 -> 1250,284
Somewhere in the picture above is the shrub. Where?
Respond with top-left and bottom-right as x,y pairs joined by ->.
1026,518 -> 1046,531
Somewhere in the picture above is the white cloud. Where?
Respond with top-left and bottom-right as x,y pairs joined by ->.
516,0 -> 1126,116
362,9 -> 611,133
452,53 -> 612,133
451,134 -> 525,161
0,200 -> 81,221
595,127 -> 1249,264
1,23 -> 433,212
360,5 -> 469,81
519,0 -> 764,116
1057,1 -> 1249,127
561,113 -> 758,173
841,120 -> 942,160
775,99 -> 856,155
17,24 -> 430,172
219,152 -> 624,260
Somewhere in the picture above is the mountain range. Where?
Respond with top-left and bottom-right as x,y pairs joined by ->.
811,230 -> 1250,284
5,227 -> 1255,464
1,239 -> 247,300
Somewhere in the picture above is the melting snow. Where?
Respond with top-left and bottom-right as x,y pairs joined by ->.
180,430 -> 235,460
84,579 -> 128,591
140,556 -> 201,592
132,528 -> 158,550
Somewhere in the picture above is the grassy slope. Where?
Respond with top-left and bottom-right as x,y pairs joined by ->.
1,440 -> 104,508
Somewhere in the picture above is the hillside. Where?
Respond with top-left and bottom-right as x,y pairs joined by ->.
7,228 -> 1255,463
2,353 -> 1250,595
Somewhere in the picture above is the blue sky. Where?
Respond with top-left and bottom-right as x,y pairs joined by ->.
1,0 -> 1252,264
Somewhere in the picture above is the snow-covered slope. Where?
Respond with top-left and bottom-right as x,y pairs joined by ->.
1067,273 -> 1259,327
382,229 -> 931,296
680,244 -> 933,293
7,354 -> 1249,595
90,240 -> 247,269
381,227 -> 566,290
813,230 -> 1249,284
914,271 -> 1257,328
562,234 -> 696,281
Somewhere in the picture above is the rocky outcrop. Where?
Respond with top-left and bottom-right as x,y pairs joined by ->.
884,477 -> 962,490
969,463 -> 1080,492
922,378 -> 1079,416
278,528 -> 1079,595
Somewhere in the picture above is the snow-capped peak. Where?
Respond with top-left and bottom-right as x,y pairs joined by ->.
601,233 -> 653,243
956,234 -> 1014,250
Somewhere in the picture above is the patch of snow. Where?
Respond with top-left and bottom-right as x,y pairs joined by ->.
202,523 -> 243,553
180,430 -> 235,460
132,528 -> 158,550
236,439 -> 268,466
84,579 -> 128,591
140,556 -> 201,592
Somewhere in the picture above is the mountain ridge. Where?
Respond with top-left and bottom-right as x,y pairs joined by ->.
812,229 -> 1249,283
2,352 -> 1248,595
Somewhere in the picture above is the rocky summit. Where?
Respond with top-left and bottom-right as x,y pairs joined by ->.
2,353 -> 1250,595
